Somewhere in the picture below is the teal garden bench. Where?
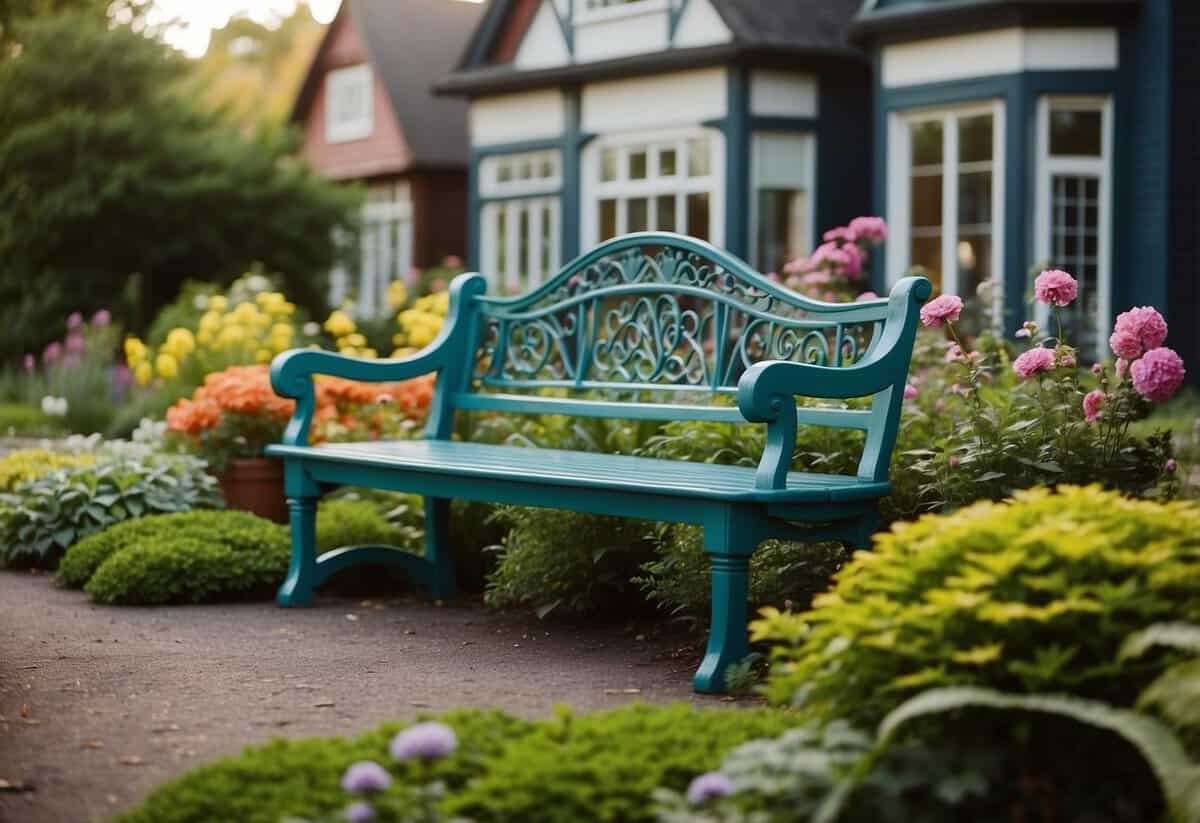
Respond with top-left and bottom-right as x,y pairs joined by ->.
268,232 -> 930,693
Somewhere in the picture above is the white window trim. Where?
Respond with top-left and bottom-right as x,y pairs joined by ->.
576,0 -> 670,25
886,100 -> 1006,323
325,64 -> 373,144
481,197 -> 562,293
747,131 -> 817,272
581,125 -> 725,248
1034,95 -> 1113,353
480,150 -> 563,199
353,186 -> 413,317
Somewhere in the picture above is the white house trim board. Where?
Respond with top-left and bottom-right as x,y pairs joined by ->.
470,90 -> 566,146
581,68 -> 727,133
574,0 -> 671,62
515,1 -> 571,71
672,0 -> 733,49
750,71 -> 818,118
881,27 -> 1119,88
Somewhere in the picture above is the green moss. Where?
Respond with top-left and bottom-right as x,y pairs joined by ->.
116,705 -> 791,823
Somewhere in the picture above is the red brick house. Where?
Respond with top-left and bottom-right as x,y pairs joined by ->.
291,0 -> 484,316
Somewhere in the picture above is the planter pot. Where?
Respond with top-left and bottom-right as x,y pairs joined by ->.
216,457 -> 288,523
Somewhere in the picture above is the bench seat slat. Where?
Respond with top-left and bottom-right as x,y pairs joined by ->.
266,440 -> 890,504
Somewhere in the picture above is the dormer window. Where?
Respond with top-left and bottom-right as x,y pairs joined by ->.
578,0 -> 665,22
325,64 -> 373,143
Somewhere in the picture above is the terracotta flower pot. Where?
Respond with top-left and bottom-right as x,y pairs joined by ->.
216,457 -> 288,523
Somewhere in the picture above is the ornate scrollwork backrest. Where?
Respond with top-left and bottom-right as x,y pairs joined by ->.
468,232 -> 889,399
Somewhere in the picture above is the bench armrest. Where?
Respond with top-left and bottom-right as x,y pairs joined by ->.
271,273 -> 487,446
737,276 -> 931,488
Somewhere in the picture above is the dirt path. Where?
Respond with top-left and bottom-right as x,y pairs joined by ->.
0,570 -> 725,823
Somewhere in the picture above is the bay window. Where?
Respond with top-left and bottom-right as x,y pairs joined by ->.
750,132 -> 815,273
480,149 -> 562,291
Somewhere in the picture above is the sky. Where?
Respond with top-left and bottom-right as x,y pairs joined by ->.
152,0 -> 344,57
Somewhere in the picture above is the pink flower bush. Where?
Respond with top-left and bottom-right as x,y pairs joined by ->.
848,216 -> 888,243
855,291 -> 879,302
784,216 -> 886,300
919,294 -> 964,328
1034,269 -> 1078,307
1013,347 -> 1056,380
1110,306 -> 1168,360
1130,347 -> 1186,402
1083,389 -> 1106,423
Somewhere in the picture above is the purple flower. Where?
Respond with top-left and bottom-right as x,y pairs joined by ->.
389,722 -> 458,762
22,354 -> 34,373
67,311 -> 83,329
344,802 -> 376,823
686,772 -> 734,806
66,333 -> 86,354
43,341 -> 62,365
1165,458 -> 1178,474
341,761 -> 392,794
903,383 -> 918,400
91,309 -> 112,328
949,455 -> 961,469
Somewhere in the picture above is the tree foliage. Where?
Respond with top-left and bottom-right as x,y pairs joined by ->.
0,13 -> 358,359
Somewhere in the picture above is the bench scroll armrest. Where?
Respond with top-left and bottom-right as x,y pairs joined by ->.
737,276 -> 931,489
271,273 -> 487,446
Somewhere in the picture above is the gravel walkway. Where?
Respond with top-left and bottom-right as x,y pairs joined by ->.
0,570 -> 725,823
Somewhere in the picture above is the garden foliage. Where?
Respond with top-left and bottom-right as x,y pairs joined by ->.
0,447 -> 95,492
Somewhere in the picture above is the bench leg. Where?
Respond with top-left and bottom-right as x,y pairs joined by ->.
277,495 -> 318,607
424,496 -> 456,600
693,552 -> 752,694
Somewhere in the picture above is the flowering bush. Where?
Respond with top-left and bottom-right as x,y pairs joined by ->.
781,216 -> 886,301
165,364 -> 434,470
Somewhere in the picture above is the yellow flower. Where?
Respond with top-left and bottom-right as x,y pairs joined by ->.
324,310 -> 355,338
198,311 -> 221,334
359,348 -> 377,359
164,328 -> 195,358
340,333 -> 367,348
208,295 -> 229,312
255,348 -> 274,364
216,325 -> 246,348
134,361 -> 153,386
154,352 -> 179,380
123,337 -> 148,367
386,280 -> 409,309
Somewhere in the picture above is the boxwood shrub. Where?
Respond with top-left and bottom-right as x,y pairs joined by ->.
116,704 -> 793,823
754,485 -> 1200,725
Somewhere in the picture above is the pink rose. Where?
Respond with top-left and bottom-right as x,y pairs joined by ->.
91,309 -> 112,328
919,294 -> 964,328
1115,358 -> 1130,380
847,216 -> 888,244
23,354 -> 34,373
903,383 -> 918,400
1015,328 -> 1031,339
1059,352 -> 1076,369
822,226 -> 857,244
1034,269 -> 1078,307
1111,306 -> 1168,359
840,242 -> 865,278
1082,389 -> 1106,423
1091,362 -> 1103,376
1130,347 -> 1186,403
855,291 -> 879,302
1013,347 -> 1056,380
945,344 -> 966,363
66,311 -> 83,329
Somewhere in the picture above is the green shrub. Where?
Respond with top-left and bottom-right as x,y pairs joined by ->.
0,402 -> 67,436
116,705 -> 791,823
754,485 -> 1200,725
58,509 -> 289,604
0,448 -> 96,492
486,506 -> 656,618
0,453 -> 223,568
316,497 -> 421,554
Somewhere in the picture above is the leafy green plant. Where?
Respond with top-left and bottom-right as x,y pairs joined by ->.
0,401 -> 67,436
316,497 -> 422,554
0,448 -> 96,492
116,705 -> 790,823
0,453 -> 223,568
754,486 -> 1200,725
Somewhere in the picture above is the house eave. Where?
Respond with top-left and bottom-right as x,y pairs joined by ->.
850,0 -> 1141,45
434,42 -> 866,98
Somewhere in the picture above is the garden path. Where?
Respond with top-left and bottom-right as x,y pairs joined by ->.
0,571 -> 719,823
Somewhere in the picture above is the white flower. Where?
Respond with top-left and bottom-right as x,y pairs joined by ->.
246,274 -> 270,292
302,321 -> 321,336
40,396 -> 68,417
193,294 -> 209,310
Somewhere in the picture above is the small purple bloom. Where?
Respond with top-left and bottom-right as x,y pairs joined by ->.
686,772 -> 733,806
389,722 -> 458,762
22,354 -> 34,373
341,761 -> 392,794
43,341 -> 62,365
1092,362 -> 1103,376
949,455 -> 961,469
67,311 -> 83,329
903,383 -> 918,400
91,309 -> 112,328
344,801 -> 376,822
1165,459 -> 1178,474
66,333 -> 86,354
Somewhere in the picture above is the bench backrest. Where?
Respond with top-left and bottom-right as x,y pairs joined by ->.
425,232 -> 928,482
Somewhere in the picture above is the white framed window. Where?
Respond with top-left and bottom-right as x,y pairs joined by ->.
330,182 -> 413,316
582,126 -> 724,247
325,64 -> 373,143
479,149 -> 563,292
887,101 -> 1005,321
1035,95 -> 1112,357
750,132 -> 815,273
579,0 -> 665,22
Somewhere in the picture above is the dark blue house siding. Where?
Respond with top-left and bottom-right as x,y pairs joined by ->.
1170,0 -> 1200,379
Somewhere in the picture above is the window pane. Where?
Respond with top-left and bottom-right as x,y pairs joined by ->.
515,158 -> 531,180
627,197 -> 648,232
659,148 -> 677,176
686,192 -> 709,240
911,234 -> 942,292
910,174 -> 943,227
958,170 -> 991,227
1050,109 -> 1102,156
629,149 -> 647,180
540,203 -> 553,278
537,155 -> 555,179
958,115 -> 993,164
494,208 -> 507,279
599,198 -> 617,240
656,195 -> 676,232
518,206 -> 530,282
756,189 -> 808,274
1051,174 -> 1102,350
688,138 -> 711,177
496,160 -> 511,183
601,148 -> 618,182
957,233 -> 991,299
910,121 -> 943,167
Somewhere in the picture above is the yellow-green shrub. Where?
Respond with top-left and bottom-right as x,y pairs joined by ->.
0,448 -> 95,491
755,485 -> 1200,724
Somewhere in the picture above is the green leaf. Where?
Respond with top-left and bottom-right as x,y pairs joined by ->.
1122,624 -> 1200,661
